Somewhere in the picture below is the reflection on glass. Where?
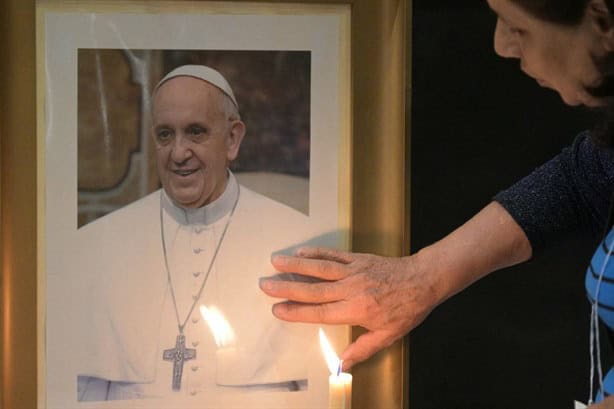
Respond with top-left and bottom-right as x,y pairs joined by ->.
200,305 -> 236,348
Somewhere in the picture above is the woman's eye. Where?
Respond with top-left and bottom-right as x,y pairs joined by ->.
509,26 -> 525,36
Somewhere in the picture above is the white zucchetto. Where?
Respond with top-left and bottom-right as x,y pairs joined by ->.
154,64 -> 239,110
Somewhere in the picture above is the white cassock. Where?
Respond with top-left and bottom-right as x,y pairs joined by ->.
75,172 -> 335,403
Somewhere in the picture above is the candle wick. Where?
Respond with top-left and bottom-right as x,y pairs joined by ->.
337,360 -> 343,376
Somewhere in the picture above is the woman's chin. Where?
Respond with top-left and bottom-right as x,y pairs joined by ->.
557,91 -> 584,107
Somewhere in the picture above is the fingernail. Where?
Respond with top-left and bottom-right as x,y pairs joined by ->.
272,254 -> 287,265
271,303 -> 285,317
259,277 -> 271,290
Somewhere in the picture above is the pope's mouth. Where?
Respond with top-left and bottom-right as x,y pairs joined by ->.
172,169 -> 198,177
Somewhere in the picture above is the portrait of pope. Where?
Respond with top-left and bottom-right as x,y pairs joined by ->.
74,60 -> 335,403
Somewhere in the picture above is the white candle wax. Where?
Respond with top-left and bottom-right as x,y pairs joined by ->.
329,372 -> 352,409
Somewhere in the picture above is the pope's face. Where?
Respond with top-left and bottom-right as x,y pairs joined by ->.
152,76 -> 244,208
488,0 -> 609,107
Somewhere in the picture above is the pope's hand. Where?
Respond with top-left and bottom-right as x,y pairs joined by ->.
259,246 -> 440,370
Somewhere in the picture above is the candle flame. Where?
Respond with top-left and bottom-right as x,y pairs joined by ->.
200,305 -> 236,348
319,328 -> 341,375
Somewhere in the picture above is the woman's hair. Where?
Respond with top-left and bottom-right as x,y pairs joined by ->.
511,0 -> 614,146
510,0 -> 614,23
510,0 -> 591,24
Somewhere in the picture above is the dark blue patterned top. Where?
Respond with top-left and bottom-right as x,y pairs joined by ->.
494,131 -> 614,253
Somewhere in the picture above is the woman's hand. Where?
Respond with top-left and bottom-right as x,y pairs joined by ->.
259,246 -> 440,369
260,202 -> 533,369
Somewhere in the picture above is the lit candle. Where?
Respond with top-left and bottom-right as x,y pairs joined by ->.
319,328 -> 352,409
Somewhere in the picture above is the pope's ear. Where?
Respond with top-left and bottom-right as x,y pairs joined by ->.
589,0 -> 614,49
226,120 -> 246,161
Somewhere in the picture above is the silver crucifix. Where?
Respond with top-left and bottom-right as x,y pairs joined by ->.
163,333 -> 196,391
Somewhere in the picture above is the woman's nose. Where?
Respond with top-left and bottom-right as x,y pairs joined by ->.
493,20 -> 521,59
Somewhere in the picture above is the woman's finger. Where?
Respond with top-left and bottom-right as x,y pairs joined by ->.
270,300 -> 356,325
260,278 -> 347,303
296,246 -> 357,264
271,254 -> 351,280
340,330 -> 397,370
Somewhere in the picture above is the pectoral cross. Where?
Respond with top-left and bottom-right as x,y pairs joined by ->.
163,333 -> 196,391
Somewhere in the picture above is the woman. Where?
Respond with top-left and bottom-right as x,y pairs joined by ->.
260,0 -> 614,406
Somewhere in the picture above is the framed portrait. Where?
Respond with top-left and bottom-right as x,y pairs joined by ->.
0,0 -> 407,409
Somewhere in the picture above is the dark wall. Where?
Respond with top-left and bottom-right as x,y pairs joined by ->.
410,3 -> 604,408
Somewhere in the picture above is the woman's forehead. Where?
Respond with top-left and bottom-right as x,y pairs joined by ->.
487,0 -> 525,20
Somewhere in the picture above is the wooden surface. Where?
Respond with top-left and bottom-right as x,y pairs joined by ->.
1,1 -> 38,409
0,1 -> 408,408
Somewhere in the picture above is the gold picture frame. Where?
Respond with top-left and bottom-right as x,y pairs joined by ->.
0,0 -> 408,408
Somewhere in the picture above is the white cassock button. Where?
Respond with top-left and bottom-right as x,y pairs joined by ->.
191,365 -> 199,372
192,315 -> 199,324
193,271 -> 202,278
193,248 -> 203,254
190,389 -> 197,396
192,294 -> 199,301
192,340 -> 199,347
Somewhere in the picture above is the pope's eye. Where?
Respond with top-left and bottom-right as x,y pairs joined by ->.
188,126 -> 205,136
156,129 -> 173,144
187,126 -> 208,142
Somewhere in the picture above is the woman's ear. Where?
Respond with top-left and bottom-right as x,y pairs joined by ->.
225,120 -> 246,162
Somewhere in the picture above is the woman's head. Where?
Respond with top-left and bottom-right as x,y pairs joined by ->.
488,0 -> 614,107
